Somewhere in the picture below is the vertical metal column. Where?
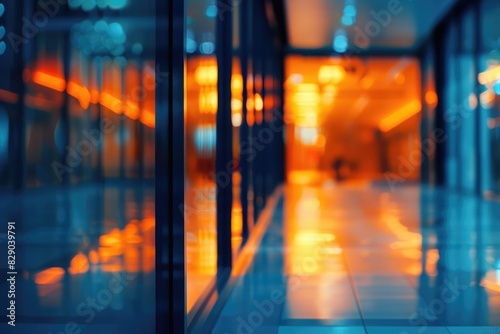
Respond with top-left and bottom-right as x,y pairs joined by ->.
137,59 -> 145,180
61,29 -> 71,185
94,56 -> 104,181
433,23 -> 447,187
473,0 -> 482,196
155,0 -> 186,332
252,0 -> 263,220
9,0 -> 27,191
216,0 -> 234,271
239,0 -> 249,242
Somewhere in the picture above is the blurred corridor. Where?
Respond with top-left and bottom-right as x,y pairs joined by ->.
212,183 -> 500,333
0,0 -> 500,333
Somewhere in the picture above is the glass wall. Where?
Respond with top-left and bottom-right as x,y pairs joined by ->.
420,43 -> 438,186
185,0 -> 218,314
0,0 -> 156,189
231,4 -> 244,255
184,0 -> 286,324
0,1 -> 157,332
0,0 -> 285,331
480,0 -> 500,195
427,0 -> 500,196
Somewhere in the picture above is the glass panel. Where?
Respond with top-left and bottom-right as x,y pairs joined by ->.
443,20 -> 459,189
480,0 -> 500,195
185,0 -> 218,314
232,43 -> 244,254
0,1 -> 157,332
457,7 -> 477,192
421,43 -> 437,185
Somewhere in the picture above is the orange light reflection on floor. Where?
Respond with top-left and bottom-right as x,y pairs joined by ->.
68,253 -> 90,275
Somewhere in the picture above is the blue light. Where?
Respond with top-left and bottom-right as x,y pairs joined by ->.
494,81 -> 500,95
333,35 -> 348,53
0,3 -> 4,56
96,0 -> 108,9
186,29 -> 197,53
68,0 -> 83,9
107,22 -> 123,36
108,0 -> 127,9
107,22 -> 126,44
343,4 -> 357,16
132,43 -> 143,55
333,29 -> 349,53
81,0 -> 96,12
200,42 -> 215,54
341,15 -> 355,26
94,19 -> 107,33
205,4 -> 217,18
0,108 -> 9,167
186,39 -> 197,53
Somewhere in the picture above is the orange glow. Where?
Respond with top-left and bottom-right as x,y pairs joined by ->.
361,76 -> 374,88
255,93 -> 264,111
294,231 -> 335,245
425,91 -> 438,109
318,65 -> 345,84
89,249 -> 100,264
232,74 -> 243,92
469,93 -> 478,110
67,81 -> 91,109
289,83 -> 321,127
92,218 -> 155,274
124,246 -> 141,273
246,95 -> 254,112
379,100 -> 422,133
385,214 -> 422,249
0,89 -> 19,104
232,111 -> 243,127
123,222 -> 143,244
100,228 -> 123,247
32,71 -> 66,92
294,91 -> 321,105
478,66 -> 500,85
90,89 -> 100,104
34,267 -> 65,285
394,72 -> 406,85
124,100 -> 141,120
195,65 -> 218,86
480,90 -> 495,109
141,109 -> 155,128
481,281 -> 500,293
100,92 -> 123,114
207,90 -> 218,113
68,253 -> 89,275
231,98 -> 243,111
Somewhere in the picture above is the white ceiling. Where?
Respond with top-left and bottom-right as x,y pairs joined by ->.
285,0 -> 457,51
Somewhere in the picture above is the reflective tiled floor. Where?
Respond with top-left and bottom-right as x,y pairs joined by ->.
0,182 -> 156,333
212,183 -> 500,334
